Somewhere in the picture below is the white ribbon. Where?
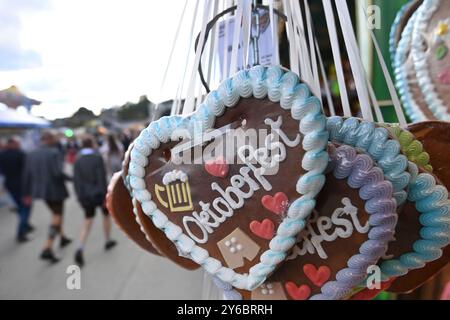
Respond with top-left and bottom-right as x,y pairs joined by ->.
229,0 -> 245,75
242,0 -> 252,67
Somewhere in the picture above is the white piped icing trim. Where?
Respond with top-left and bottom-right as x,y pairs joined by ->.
411,0 -> 450,121
127,65 -> 329,290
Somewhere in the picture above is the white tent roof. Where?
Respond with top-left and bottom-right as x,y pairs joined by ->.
0,107 -> 51,129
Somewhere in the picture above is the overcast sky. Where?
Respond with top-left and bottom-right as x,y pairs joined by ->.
0,0 -> 205,119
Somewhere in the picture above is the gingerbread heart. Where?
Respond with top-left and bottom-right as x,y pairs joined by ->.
408,121 -> 450,189
126,66 -> 329,290
235,145 -> 398,300
261,192 -> 289,215
285,282 -> 311,300
205,156 -> 229,178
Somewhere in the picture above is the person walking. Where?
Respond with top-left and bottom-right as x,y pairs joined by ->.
0,137 -> 33,242
23,132 -> 72,263
100,134 -> 124,179
73,135 -> 117,267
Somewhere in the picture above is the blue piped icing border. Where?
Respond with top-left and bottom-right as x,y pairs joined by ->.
379,161 -> 450,279
326,117 -> 411,206
411,0 -> 450,121
127,65 -> 329,290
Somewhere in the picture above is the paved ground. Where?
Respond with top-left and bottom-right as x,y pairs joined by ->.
0,182 -> 206,300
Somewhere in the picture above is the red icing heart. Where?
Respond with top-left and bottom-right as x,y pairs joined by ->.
205,156 -> 229,178
249,219 -> 275,240
303,264 -> 331,287
285,282 -> 311,300
438,69 -> 450,85
261,192 -> 289,215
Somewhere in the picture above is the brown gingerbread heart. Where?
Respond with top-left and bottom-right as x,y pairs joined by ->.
126,66 -> 329,290
116,143 -> 199,270
391,0 -> 423,53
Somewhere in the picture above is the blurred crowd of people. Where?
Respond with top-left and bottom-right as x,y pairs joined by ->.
0,130 -> 136,267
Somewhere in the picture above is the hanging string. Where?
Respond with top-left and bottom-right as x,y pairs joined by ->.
164,1 -> 191,115
322,0 -> 352,117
